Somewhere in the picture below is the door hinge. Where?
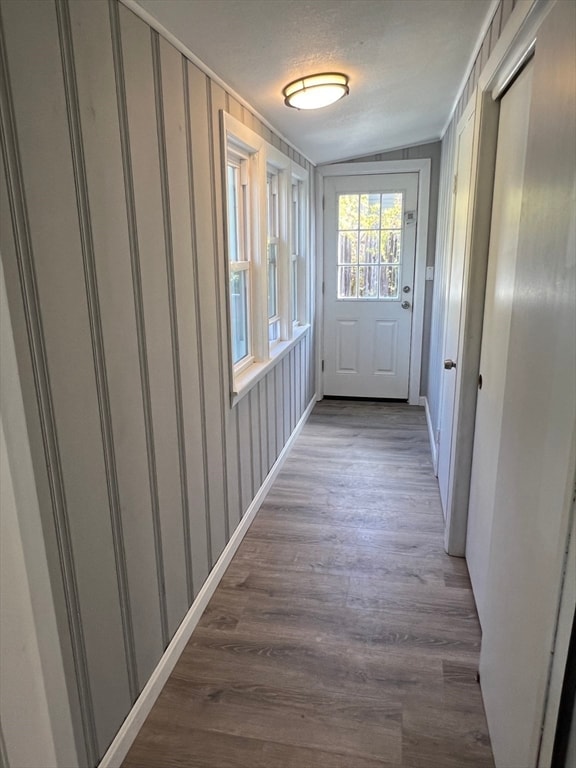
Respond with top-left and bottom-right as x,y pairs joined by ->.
322,281 -> 325,295
321,359 -> 325,372
453,174 -> 458,195
322,195 -> 325,210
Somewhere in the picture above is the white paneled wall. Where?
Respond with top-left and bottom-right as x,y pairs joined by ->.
0,1 -> 315,765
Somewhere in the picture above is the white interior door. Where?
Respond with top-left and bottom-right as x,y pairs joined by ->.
437,107 -> 475,517
323,173 -> 418,399
466,61 -> 534,628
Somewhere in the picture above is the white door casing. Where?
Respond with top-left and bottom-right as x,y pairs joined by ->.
316,160 -> 430,406
437,104 -> 475,518
466,61 -> 534,629
322,173 -> 419,399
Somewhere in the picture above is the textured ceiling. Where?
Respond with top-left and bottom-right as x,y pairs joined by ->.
136,0 -> 494,164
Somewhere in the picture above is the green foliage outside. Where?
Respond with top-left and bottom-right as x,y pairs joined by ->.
337,193 -> 403,299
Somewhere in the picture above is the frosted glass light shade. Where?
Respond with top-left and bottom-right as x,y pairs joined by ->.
283,73 -> 349,110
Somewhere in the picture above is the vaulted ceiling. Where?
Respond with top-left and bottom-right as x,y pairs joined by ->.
136,0 -> 494,164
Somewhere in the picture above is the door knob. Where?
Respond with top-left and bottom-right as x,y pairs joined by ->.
401,300 -> 411,310
444,359 -> 456,370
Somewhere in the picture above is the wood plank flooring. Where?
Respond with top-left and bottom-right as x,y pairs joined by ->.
123,400 -> 494,767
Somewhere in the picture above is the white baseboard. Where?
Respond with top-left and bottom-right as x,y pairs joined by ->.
98,395 -> 317,768
422,396 -> 438,475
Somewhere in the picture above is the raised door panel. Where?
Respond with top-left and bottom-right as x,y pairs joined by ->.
373,321 -> 398,374
336,319 -> 360,373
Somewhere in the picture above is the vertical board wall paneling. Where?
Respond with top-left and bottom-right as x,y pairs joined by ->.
237,395 -> 253,516
57,0 -> 140,704
259,379 -> 268,479
300,337 -> 306,418
234,406 -> 244,519
249,387 -> 262,494
152,31 -> 194,607
207,78 -> 231,549
0,108 -> 88,768
1,0 -> 317,764
119,5 -> 188,641
282,356 -> 291,441
226,404 -> 242,531
109,0 -> 171,660
275,362 -> 284,457
266,372 -> 276,470
181,57 -> 213,588
185,60 -> 226,567
157,35 -> 210,599
227,94 -> 243,122
291,348 -> 297,430
2,0 -> 130,758
68,0 -> 163,696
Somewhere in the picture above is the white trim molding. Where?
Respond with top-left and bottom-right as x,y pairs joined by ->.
98,394 -> 317,768
422,396 -> 438,475
316,159 -> 431,406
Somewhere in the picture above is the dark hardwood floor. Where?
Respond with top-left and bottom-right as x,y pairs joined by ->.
123,400 -> 494,768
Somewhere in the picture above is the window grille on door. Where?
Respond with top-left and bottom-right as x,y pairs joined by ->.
337,192 -> 403,300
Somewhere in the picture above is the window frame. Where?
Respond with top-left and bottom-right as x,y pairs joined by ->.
290,165 -> 309,328
226,152 -> 253,373
222,113 -> 310,402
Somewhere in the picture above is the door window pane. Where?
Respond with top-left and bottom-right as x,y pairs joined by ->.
359,265 -> 379,298
338,194 -> 359,229
360,194 -> 381,229
379,265 -> 399,299
338,266 -> 357,298
337,191 -> 404,300
381,230 -> 401,263
381,193 -> 402,229
338,231 -> 358,263
359,231 -> 380,263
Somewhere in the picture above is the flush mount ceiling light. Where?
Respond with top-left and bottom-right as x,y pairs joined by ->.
283,72 -> 349,110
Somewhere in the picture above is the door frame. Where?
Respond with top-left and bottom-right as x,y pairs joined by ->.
315,159 -> 431,406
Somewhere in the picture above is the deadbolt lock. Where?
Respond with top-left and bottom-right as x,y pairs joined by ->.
403,285 -> 411,293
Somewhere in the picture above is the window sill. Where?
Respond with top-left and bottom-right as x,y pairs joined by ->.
231,324 -> 310,406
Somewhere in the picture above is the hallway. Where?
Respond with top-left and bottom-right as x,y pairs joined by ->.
122,400 -> 494,767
